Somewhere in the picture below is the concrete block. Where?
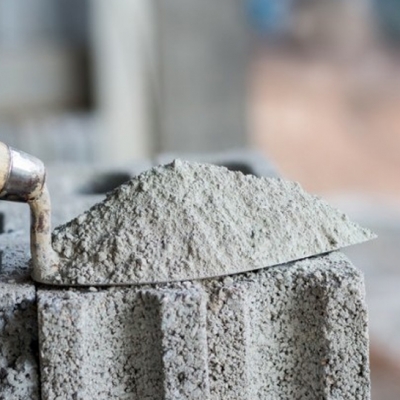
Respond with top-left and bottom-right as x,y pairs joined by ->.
38,251 -> 370,399
155,149 -> 278,178
0,282 -> 39,400
0,237 -> 39,399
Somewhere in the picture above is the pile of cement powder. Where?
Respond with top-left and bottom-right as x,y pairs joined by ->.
51,160 -> 375,285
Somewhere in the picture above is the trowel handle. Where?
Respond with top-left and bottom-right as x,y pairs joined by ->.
0,141 -> 59,282
0,142 -> 46,202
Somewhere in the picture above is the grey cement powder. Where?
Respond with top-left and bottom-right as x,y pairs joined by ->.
51,160 -> 375,285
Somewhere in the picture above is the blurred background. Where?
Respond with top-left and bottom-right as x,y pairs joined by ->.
0,0 -> 400,397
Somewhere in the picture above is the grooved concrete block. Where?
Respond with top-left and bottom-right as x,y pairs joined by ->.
38,252 -> 370,399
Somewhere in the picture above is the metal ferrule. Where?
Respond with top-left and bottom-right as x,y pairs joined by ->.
0,146 -> 46,202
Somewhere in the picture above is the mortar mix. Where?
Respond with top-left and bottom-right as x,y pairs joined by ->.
49,159 -> 374,285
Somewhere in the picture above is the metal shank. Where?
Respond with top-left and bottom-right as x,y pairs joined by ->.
0,147 -> 46,202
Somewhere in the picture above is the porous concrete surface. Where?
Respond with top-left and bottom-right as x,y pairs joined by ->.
0,237 -> 39,399
0,281 -> 39,400
38,251 -> 370,400
51,160 -> 374,285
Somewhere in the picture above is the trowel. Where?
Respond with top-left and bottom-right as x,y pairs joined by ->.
0,142 -> 375,287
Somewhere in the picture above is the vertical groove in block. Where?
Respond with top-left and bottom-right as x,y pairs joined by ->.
38,290 -> 88,400
0,282 -> 39,400
159,286 -> 210,399
207,281 -> 253,399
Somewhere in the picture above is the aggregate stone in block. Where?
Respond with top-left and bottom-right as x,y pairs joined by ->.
38,251 -> 370,400
155,148 -> 278,178
0,236 -> 39,400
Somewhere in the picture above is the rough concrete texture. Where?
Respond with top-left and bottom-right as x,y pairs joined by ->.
0,282 -> 39,400
38,251 -> 370,399
51,160 -> 374,285
0,236 -> 39,400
